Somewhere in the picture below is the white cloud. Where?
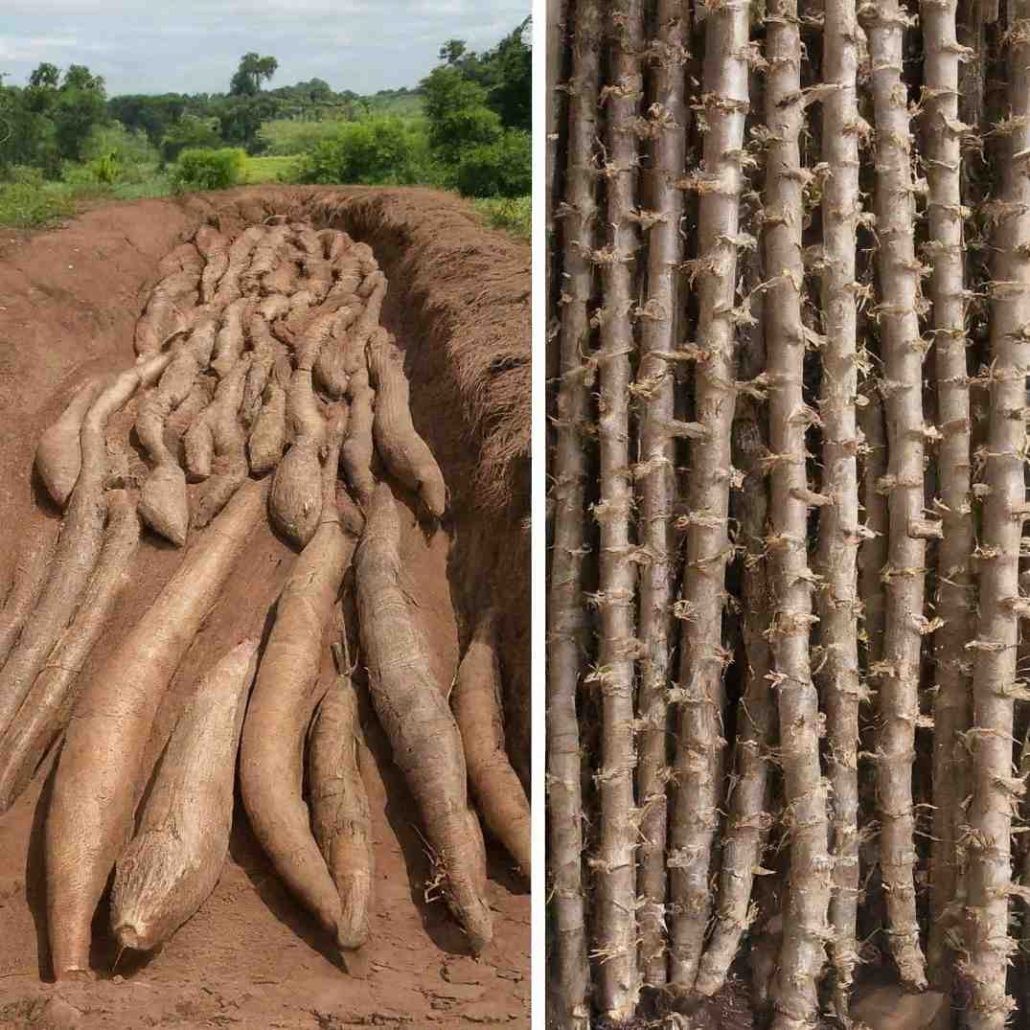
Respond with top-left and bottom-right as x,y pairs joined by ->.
0,1 -> 528,93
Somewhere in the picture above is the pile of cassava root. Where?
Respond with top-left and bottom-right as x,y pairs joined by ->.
0,216 -> 530,978
547,0 -> 1030,1027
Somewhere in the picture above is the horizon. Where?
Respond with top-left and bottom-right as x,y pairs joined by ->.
0,1 -> 529,97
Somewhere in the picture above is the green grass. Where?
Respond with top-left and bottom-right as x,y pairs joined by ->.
472,196 -> 530,240
0,170 -> 175,228
241,155 -> 299,184
0,181 -> 80,228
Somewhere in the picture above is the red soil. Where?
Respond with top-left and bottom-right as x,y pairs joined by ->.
0,187 -> 530,1029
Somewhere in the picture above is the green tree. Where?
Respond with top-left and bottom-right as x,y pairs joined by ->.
438,39 -> 467,66
161,113 -> 221,162
420,66 -> 500,164
28,63 -> 59,89
108,94 -> 188,147
455,129 -> 530,198
476,19 -> 531,131
229,53 -> 278,97
217,94 -> 278,152
52,65 -> 107,163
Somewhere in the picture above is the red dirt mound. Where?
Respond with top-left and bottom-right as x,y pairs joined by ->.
0,186 -> 529,1029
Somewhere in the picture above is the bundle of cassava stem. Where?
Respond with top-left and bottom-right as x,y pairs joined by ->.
546,1 -> 1029,1028
0,212 -> 527,982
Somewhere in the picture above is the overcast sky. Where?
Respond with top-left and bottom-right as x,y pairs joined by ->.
0,1 -> 530,96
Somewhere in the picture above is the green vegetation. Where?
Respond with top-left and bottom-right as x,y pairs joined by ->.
0,21 -> 529,234
473,196 -> 530,239
171,148 -> 245,192
241,155 -> 299,184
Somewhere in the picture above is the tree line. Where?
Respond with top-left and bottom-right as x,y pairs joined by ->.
0,19 -> 530,199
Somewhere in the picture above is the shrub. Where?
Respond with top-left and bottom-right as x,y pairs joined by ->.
455,130 -> 530,198
171,148 -> 245,192
292,117 -> 435,186
83,123 -> 160,184
472,196 -> 530,239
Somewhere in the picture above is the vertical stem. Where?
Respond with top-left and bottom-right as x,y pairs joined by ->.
862,0 -> 929,988
668,0 -> 750,992
921,0 -> 975,984
762,1 -> 832,1027
694,249 -> 776,999
635,0 -> 689,991
546,2 -> 602,1024
963,5 -> 1030,1027
817,0 -> 864,1013
594,0 -> 643,1019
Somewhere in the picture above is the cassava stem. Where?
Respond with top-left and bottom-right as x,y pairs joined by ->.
761,3 -> 831,1025
862,0 -> 929,987
669,0 -> 749,992
634,0 -> 689,990
546,0 -> 600,1023
816,0 -> 865,1008
921,0 -> 975,981
962,5 -> 1030,1026
593,0 -> 642,1018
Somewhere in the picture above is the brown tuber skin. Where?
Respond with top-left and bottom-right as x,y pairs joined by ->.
45,477 -> 267,978
341,366 -> 376,508
110,639 -> 259,953
240,410 -> 358,945
356,484 -> 492,953
138,313 -> 219,545
309,641 -> 374,952
451,608 -> 530,877
366,328 -> 447,518
248,356 -> 290,476
191,355 -> 252,529
268,316 -> 329,547
0,350 -> 172,739
0,490 -> 139,814
35,377 -> 105,508
0,525 -> 58,671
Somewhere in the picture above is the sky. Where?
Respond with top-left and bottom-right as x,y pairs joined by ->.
0,1 -> 530,96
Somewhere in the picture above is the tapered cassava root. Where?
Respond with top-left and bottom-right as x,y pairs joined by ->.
309,640 -> 374,952
451,607 -> 530,877
46,479 -> 266,977
0,209 -> 513,992
356,484 -> 492,953
111,639 -> 259,952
